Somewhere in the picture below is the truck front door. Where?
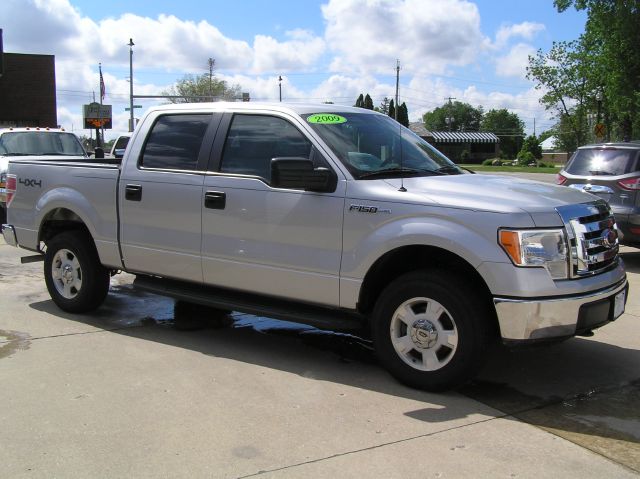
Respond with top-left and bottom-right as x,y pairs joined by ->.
201,113 -> 345,307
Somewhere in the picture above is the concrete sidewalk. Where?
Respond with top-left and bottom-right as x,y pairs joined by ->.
1,241 -> 638,478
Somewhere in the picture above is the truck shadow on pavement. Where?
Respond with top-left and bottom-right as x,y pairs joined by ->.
28,276 -> 640,460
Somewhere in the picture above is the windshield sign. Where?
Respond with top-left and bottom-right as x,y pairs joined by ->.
306,112 -> 462,179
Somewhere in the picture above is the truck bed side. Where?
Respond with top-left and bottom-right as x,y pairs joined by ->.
7,160 -> 122,269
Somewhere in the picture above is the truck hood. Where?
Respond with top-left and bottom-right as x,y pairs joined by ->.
381,174 -> 598,221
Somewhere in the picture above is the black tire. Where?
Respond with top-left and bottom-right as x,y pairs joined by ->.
372,269 -> 492,391
44,231 -> 110,313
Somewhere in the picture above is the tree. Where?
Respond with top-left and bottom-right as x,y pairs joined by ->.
364,94 -> 374,110
379,97 -> 391,115
528,1 -> 640,144
422,101 -> 483,132
518,135 -> 543,164
397,102 -> 409,127
354,94 -> 365,108
480,109 -> 525,158
527,40 -> 594,149
161,61 -> 242,103
388,99 -> 395,120
556,1 -> 640,140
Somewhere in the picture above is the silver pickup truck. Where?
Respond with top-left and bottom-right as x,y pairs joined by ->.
1,103 -> 628,391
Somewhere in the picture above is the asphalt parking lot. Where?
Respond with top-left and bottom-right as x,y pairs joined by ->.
1,236 -> 638,478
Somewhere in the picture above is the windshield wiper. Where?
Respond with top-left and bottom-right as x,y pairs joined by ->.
358,167 -> 444,179
435,165 -> 463,174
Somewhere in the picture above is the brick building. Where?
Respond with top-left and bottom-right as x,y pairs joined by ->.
0,52 -> 57,128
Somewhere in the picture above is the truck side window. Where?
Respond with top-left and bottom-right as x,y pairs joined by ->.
141,114 -> 211,170
220,114 -> 312,181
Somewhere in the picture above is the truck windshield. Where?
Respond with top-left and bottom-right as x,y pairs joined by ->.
0,132 -> 86,157
305,112 -> 462,179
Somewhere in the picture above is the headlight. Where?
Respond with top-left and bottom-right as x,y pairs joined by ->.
499,229 -> 568,279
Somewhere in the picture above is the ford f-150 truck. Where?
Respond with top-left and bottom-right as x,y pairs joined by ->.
1,103 -> 629,391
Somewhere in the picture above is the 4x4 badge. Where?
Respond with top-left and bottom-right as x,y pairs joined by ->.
19,178 -> 42,188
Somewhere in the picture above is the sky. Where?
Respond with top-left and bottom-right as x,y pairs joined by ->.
0,0 -> 587,140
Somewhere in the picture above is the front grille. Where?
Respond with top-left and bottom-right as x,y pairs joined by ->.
556,200 -> 619,278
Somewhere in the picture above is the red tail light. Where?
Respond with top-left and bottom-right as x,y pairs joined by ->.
556,173 -> 567,185
618,177 -> 640,191
6,174 -> 17,206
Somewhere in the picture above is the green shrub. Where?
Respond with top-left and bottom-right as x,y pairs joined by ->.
516,151 -> 537,167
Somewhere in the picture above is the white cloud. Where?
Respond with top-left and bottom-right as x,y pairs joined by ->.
495,43 -> 537,78
0,0 -> 553,138
1,0 -> 324,74
322,0 -> 490,75
495,22 -> 545,48
252,32 -> 325,73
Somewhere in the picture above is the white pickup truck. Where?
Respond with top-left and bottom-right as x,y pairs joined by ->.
0,127 -> 87,222
2,103 -> 628,390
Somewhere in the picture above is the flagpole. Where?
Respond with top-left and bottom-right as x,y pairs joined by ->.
99,63 -> 104,147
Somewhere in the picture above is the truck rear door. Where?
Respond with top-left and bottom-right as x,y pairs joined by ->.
118,112 -> 219,282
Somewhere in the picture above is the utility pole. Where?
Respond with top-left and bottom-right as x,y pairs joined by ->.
445,96 -> 456,131
128,38 -> 135,132
278,76 -> 282,102
208,58 -> 215,101
533,117 -> 536,137
394,60 -> 400,121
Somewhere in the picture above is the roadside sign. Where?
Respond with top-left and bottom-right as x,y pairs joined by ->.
125,105 -> 142,111
594,123 -> 606,138
83,102 -> 112,129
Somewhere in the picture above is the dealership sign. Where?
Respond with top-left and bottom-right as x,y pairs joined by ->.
83,102 -> 112,129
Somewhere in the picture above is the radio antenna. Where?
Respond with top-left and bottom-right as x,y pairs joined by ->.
395,60 -> 406,192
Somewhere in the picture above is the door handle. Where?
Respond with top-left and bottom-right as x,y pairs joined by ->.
125,184 -> 142,201
205,191 -> 226,209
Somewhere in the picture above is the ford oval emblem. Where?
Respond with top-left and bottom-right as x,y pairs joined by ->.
602,228 -> 617,247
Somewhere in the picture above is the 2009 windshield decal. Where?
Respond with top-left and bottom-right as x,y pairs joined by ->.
307,114 -> 347,124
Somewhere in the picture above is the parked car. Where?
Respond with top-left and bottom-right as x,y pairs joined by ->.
2,103 -> 627,391
557,142 -> 640,246
109,133 -> 131,160
0,127 -> 87,220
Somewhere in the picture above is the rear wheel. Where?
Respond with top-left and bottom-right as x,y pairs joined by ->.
372,269 -> 492,391
44,231 -> 110,313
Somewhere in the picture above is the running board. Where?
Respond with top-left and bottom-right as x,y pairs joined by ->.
133,275 -> 367,332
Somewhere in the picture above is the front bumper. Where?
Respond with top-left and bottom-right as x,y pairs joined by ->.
2,224 -> 18,247
494,278 -> 628,341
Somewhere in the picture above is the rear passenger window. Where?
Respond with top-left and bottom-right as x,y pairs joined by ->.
141,114 -> 211,170
220,114 -> 312,181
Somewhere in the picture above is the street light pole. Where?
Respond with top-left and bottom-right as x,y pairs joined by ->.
128,38 -> 135,132
278,76 -> 282,102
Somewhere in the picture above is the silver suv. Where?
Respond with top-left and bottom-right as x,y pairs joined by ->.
558,142 -> 640,246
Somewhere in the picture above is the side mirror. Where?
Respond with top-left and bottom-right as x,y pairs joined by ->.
271,158 -> 337,192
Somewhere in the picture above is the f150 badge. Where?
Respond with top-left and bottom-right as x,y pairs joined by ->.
19,178 -> 42,188
349,204 -> 391,214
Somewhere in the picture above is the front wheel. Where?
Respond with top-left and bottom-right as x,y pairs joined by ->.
44,231 -> 110,313
372,269 -> 493,391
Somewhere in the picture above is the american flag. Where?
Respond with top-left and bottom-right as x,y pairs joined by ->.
99,64 -> 106,102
